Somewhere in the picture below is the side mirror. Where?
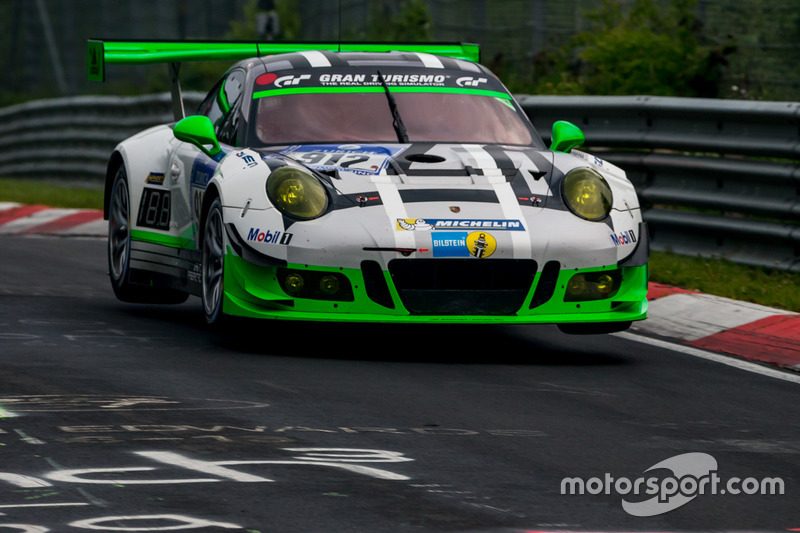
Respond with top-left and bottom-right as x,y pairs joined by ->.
173,115 -> 221,157
550,120 -> 585,153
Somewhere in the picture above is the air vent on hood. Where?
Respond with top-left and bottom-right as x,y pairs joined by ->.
404,153 -> 446,164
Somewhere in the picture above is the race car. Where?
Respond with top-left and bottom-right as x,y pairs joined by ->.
89,40 -> 648,332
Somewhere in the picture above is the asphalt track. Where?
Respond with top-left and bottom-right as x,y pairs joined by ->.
0,235 -> 798,532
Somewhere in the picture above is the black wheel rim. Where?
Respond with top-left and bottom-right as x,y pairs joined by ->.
108,176 -> 130,281
202,207 -> 224,318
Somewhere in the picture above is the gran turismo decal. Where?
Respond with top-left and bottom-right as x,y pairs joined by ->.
611,229 -> 637,246
396,218 -> 525,231
456,76 -> 487,87
137,188 -> 171,231
247,227 -> 293,245
318,73 -> 447,86
274,73 -> 311,87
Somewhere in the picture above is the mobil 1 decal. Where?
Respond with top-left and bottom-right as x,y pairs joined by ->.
282,144 -> 403,176
137,188 -> 171,230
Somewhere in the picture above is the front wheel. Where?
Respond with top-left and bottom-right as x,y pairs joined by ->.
202,197 -> 226,325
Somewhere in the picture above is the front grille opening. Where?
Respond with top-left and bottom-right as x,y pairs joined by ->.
361,260 -> 395,309
388,259 -> 537,315
529,260 -> 561,309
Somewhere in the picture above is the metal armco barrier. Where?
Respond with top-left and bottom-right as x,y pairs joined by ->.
0,93 -> 797,271
0,92 -> 204,179
518,95 -> 800,272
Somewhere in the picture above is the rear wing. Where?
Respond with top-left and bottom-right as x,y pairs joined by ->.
87,39 -> 480,82
87,39 -> 480,120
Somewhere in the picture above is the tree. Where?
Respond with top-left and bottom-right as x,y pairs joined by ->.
533,0 -> 735,97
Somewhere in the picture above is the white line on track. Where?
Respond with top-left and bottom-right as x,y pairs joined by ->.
614,331 -> 800,385
0,502 -> 89,509
14,429 -> 46,445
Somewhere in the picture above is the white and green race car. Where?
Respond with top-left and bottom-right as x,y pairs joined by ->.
90,40 -> 648,332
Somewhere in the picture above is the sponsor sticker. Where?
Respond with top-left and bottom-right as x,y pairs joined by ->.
236,151 -> 258,169
610,229 -> 637,246
455,76 -> 488,87
396,218 -> 524,232
146,172 -> 166,185
467,231 -> 496,258
432,232 -> 470,257
282,144 -> 401,176
431,231 -> 497,258
274,74 -> 311,87
247,227 -> 293,246
319,73 -> 447,86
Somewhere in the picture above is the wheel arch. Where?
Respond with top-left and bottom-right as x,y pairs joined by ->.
104,151 -> 126,220
199,183 -> 222,247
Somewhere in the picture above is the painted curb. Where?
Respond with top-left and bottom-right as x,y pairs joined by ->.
634,282 -> 800,372
0,202 -> 105,237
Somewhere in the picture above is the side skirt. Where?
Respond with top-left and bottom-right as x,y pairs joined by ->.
129,240 -> 202,296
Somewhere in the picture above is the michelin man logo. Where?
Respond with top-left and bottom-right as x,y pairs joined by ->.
396,218 -> 432,231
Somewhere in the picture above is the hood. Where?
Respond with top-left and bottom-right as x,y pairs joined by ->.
262,142 -> 557,210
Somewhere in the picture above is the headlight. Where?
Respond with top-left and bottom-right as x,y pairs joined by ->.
562,168 -> 613,221
266,167 -> 328,220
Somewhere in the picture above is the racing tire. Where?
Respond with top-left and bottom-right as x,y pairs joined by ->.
107,165 -> 188,304
201,197 -> 228,326
557,321 -> 632,335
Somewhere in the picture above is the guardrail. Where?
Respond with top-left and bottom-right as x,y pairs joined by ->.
0,93 -> 204,179
0,93 -> 797,271
518,95 -> 800,272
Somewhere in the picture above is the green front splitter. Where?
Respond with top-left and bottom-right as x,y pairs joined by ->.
221,253 -> 648,324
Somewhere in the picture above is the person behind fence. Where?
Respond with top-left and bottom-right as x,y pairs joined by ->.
256,0 -> 280,41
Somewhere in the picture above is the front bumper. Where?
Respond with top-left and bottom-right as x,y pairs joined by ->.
222,251 -> 648,324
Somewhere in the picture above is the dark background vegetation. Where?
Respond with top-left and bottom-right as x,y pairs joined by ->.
0,0 -> 798,106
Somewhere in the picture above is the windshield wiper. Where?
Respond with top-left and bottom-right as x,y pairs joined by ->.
377,70 -> 409,143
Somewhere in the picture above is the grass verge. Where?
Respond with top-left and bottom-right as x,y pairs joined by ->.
0,178 -> 103,209
650,250 -> 800,312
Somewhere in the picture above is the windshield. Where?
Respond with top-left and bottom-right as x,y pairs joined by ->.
249,74 -> 537,146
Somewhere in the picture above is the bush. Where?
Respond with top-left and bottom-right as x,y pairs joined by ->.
528,0 -> 735,97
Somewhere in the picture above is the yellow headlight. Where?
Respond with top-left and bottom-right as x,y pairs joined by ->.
266,167 -> 328,220
562,168 -> 613,221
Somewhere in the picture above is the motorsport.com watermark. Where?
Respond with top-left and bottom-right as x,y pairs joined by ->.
561,453 -> 785,516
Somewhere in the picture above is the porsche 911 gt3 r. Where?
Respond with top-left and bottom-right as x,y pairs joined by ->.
90,40 -> 648,332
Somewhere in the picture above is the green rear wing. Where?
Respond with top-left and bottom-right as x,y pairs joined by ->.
87,39 -> 480,82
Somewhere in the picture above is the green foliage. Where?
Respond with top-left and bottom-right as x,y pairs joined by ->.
344,0 -> 432,41
178,0 -> 301,93
0,178 -> 103,209
228,0 -> 300,40
529,0 -> 734,97
368,0 -> 432,41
